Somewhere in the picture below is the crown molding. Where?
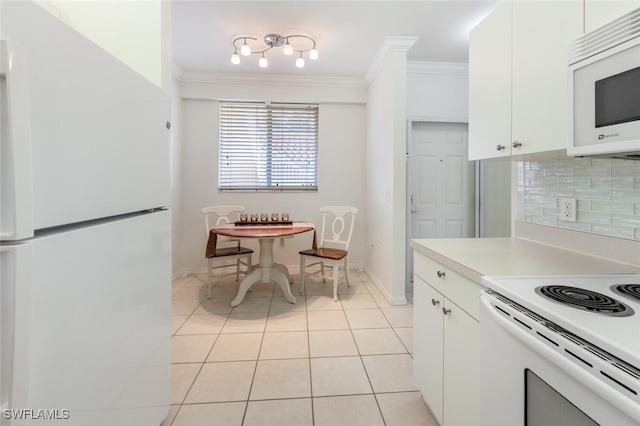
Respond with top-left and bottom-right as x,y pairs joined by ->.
172,61 -> 185,80
364,36 -> 418,86
174,70 -> 366,89
407,61 -> 468,75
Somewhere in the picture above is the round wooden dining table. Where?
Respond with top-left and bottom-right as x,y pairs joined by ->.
209,221 -> 315,307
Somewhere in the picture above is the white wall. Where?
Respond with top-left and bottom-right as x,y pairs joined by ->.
479,161 -> 512,237
37,0 -> 171,91
407,63 -> 469,120
173,79 -> 367,276
365,40 -> 413,305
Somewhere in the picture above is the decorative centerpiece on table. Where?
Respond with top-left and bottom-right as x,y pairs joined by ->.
235,212 -> 292,226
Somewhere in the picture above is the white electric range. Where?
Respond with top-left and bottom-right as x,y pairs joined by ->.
480,274 -> 640,426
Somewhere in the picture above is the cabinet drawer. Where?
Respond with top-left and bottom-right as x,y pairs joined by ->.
414,254 -> 480,320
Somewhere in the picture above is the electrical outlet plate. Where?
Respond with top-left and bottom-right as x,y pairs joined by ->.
560,198 -> 577,222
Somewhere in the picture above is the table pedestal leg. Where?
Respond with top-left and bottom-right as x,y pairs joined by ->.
272,267 -> 295,304
230,268 -> 262,307
230,238 -> 296,307
273,263 -> 293,283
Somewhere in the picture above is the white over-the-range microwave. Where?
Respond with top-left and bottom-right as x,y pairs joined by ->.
569,7 -> 640,160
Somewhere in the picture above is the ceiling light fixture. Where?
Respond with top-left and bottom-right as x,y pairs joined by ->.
230,33 -> 318,69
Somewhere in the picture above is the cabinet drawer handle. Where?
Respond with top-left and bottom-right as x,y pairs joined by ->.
496,144 -> 506,151
442,307 -> 452,315
431,298 -> 440,306
437,270 -> 446,278
512,140 -> 522,148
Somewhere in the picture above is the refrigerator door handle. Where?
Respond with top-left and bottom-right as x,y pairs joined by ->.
0,39 -> 33,241
1,243 -> 32,419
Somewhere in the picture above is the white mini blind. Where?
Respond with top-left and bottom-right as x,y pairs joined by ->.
219,102 -> 319,191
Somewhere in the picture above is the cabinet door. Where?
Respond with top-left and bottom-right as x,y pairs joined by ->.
413,276 -> 444,425
585,0 -> 640,32
443,301 -> 480,426
511,0 -> 583,157
468,0 -> 512,161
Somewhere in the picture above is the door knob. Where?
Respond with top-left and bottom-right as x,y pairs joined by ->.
431,298 -> 440,306
442,307 -> 451,315
496,144 -> 506,151
512,141 -> 522,148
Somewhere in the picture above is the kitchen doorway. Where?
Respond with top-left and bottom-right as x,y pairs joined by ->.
405,121 -> 475,303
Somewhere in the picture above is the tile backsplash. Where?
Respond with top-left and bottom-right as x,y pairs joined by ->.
517,157 -> 640,241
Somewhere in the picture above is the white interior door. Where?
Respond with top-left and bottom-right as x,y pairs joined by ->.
406,122 -> 474,299
411,122 -> 474,239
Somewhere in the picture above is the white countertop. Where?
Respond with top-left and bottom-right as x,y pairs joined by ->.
410,237 -> 640,287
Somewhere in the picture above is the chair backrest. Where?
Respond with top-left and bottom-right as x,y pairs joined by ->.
318,206 -> 358,251
201,205 -> 245,241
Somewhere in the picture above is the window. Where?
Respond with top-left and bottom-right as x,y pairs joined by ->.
219,102 -> 319,191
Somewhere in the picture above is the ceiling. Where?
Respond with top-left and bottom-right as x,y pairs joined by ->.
172,0 -> 497,79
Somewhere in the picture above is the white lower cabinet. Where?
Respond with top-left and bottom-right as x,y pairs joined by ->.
414,279 -> 444,423
441,292 -> 479,426
414,254 -> 479,426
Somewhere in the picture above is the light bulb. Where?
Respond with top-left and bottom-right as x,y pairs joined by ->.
259,54 -> 268,68
231,52 -> 240,64
240,40 -> 251,56
296,54 -> 304,68
283,41 -> 293,55
309,48 -> 318,60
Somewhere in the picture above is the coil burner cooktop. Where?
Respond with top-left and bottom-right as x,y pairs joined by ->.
612,284 -> 640,303
535,285 -> 634,317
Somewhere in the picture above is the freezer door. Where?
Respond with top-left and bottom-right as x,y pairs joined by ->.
3,210 -> 171,425
0,1 -> 170,233
0,40 -> 33,241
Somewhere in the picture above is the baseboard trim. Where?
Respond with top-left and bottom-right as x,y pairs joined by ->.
364,266 -> 408,306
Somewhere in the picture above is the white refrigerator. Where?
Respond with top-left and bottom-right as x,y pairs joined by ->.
1,2 -> 171,425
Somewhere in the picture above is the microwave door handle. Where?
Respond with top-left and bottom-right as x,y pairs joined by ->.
0,40 -> 34,241
480,295 -> 640,423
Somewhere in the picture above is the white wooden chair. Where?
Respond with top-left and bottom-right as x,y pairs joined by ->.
202,206 -> 253,298
299,206 -> 358,301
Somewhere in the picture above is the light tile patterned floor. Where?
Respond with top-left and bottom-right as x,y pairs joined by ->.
163,270 -> 437,426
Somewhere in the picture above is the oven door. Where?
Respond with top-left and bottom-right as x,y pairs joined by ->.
479,293 -> 640,426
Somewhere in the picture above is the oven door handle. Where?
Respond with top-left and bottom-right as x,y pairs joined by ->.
480,294 -> 640,424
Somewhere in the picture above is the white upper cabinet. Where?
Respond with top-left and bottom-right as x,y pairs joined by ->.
585,0 -> 640,32
469,0 -> 583,160
511,1 -> 583,158
468,1 -> 512,160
